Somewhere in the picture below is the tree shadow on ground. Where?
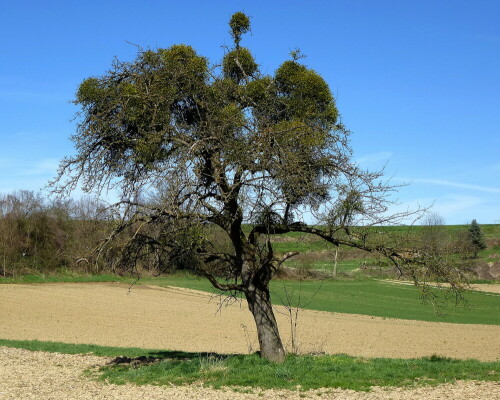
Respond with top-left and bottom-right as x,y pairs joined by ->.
108,350 -> 242,367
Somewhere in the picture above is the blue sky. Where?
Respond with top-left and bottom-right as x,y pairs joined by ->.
1,0 -> 499,224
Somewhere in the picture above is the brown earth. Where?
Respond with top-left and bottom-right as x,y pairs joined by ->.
0,282 -> 499,361
0,346 -> 499,400
472,283 -> 500,294
383,279 -> 500,294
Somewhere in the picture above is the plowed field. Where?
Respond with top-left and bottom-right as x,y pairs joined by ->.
0,282 -> 499,399
1,282 -> 498,360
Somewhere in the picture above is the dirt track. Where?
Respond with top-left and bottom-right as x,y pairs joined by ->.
1,282 -> 499,361
383,279 -> 500,294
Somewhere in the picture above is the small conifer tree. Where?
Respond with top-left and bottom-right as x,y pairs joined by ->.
468,219 -> 487,258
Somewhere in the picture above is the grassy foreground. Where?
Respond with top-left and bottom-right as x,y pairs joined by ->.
0,339 -> 498,391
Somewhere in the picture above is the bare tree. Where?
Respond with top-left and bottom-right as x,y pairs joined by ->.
52,12 -> 467,362
421,212 -> 447,255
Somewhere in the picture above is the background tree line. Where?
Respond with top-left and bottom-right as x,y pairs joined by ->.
0,190 -> 110,276
0,190 -> 490,279
0,190 -> 220,277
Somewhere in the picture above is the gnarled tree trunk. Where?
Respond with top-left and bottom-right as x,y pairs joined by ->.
245,283 -> 286,363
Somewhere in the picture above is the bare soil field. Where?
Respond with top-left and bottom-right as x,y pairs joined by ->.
1,346 -> 499,400
1,282 -> 499,399
383,279 -> 500,295
1,282 -> 499,361
471,283 -> 500,294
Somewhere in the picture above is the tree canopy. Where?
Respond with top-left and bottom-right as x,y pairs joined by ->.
53,12 -> 468,362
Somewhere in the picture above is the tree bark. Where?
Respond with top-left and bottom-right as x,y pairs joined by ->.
245,284 -> 286,363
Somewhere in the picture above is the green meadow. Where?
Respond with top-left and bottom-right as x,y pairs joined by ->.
1,339 -> 498,391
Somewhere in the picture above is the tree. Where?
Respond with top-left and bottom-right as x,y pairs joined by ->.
53,12 -> 466,362
468,219 -> 487,258
421,212 -> 446,255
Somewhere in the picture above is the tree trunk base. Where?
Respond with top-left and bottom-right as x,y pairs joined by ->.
245,286 -> 286,363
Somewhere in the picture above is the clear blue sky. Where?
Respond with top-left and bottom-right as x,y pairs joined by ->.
1,0 -> 499,224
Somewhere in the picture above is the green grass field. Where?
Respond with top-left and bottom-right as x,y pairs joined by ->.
270,223 -> 500,253
1,339 -> 498,391
283,258 -> 374,273
96,353 -> 500,391
0,273 -> 130,285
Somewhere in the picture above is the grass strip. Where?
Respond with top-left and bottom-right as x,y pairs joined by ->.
0,339 -> 158,357
0,339 -> 498,391
101,353 -> 500,391
0,273 -> 130,284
